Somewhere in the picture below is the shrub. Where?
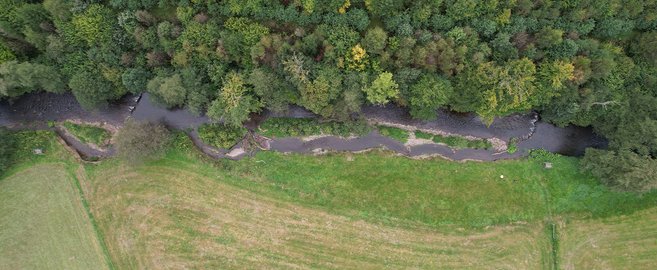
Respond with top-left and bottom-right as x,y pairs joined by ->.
582,149 -> 657,192
2,131 -> 53,169
62,121 -> 111,146
529,149 -> 558,161
197,123 -> 246,149
507,138 -> 518,154
115,119 -> 171,165
0,128 -> 16,175
169,131 -> 195,152
470,140 -> 493,150
414,131 -> 434,140
259,118 -> 370,138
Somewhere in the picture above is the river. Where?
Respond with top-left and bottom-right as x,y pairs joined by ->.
0,92 -> 607,160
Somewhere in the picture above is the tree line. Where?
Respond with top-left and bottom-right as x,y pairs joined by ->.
1,0 -> 656,191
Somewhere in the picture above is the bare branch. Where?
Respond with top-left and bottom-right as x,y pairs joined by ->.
591,100 -> 619,110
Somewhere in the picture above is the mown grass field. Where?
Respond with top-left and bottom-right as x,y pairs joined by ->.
559,207 -> 657,270
4,132 -> 657,269
0,163 -> 109,270
85,161 -> 550,269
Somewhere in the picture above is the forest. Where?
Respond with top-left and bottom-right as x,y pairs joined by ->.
1,0 -> 656,191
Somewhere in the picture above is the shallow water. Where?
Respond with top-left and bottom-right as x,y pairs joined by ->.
519,122 -> 607,156
0,92 -> 134,129
361,104 -> 607,156
131,93 -> 210,129
362,105 -> 534,140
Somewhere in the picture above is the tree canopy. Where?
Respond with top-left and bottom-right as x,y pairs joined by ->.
363,72 -> 398,105
207,72 -> 262,127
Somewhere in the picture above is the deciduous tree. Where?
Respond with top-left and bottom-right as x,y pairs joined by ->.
71,4 -> 114,46
363,72 -> 398,105
68,69 -> 116,110
409,74 -> 453,120
362,27 -> 388,55
147,74 -> 187,108
0,61 -> 65,97
248,68 -> 294,113
207,72 -> 262,127
473,59 -> 537,124
583,149 -> 657,192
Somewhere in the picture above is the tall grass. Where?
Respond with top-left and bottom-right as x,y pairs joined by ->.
377,126 -> 409,143
63,122 -> 110,146
197,123 -> 246,149
259,117 -> 370,138
413,131 -> 492,150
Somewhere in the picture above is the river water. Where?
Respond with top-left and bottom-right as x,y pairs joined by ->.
0,92 -> 606,160
0,92 -> 135,128
360,104 -> 607,156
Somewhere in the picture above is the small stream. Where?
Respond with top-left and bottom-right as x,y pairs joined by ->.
0,92 -> 606,160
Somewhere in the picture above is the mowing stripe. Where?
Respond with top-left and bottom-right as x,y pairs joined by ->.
549,222 -> 559,270
543,217 -> 559,269
67,165 -> 116,270
537,175 -> 559,270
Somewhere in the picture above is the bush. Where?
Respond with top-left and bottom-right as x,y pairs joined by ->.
197,124 -> 246,149
62,121 -> 111,146
377,126 -> 409,143
115,119 -> 171,165
582,149 -> 657,192
0,128 -> 16,175
529,149 -> 558,161
1,131 -> 53,172
258,118 -> 370,138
